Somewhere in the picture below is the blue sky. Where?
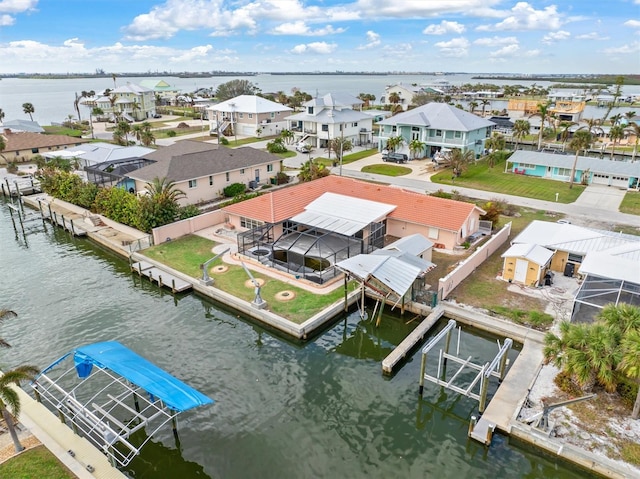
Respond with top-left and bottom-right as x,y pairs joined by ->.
0,0 -> 638,74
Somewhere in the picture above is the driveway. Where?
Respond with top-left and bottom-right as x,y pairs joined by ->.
571,184 -> 627,211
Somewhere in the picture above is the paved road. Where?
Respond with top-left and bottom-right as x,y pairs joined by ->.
333,158 -> 640,229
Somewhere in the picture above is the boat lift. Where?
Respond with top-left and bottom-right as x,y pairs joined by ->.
418,319 -> 512,413
31,341 -> 213,468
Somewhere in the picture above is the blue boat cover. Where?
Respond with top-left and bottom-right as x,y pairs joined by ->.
72,341 -> 213,412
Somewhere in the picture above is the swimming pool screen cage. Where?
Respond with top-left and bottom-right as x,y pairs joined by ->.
31,341 -> 213,468
237,220 -> 385,284
572,274 -> 640,323
85,158 -> 155,188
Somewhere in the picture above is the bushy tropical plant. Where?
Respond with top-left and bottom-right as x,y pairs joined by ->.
223,182 -> 247,197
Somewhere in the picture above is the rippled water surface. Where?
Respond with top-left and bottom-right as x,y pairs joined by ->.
0,202 -> 591,478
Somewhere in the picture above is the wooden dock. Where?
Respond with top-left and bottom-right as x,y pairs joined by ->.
469,337 -> 544,445
382,306 -> 444,374
131,261 -> 192,293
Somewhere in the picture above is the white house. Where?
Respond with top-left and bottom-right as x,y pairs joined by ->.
94,82 -> 157,122
207,95 -> 292,138
285,93 -> 374,149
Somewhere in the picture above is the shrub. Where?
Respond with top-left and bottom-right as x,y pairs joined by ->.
275,171 -> 289,185
178,204 -> 201,220
220,137 -> 229,145
93,186 -> 141,228
266,138 -> 287,154
430,189 -> 452,199
219,192 -> 260,207
166,130 -> 177,137
223,182 -> 246,197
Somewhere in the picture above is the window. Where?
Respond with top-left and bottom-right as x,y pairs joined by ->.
557,168 -> 571,176
518,163 -> 536,169
267,164 -> 273,172
435,130 -> 442,137
428,227 -> 439,240
248,113 -> 253,119
308,107 -> 314,114
352,122 -> 358,127
225,172 -> 230,182
209,176 -> 213,186
240,169 -> 245,174
31,148 -> 39,154
188,179 -> 197,188
270,112 -> 275,118
240,217 -> 263,229
454,131 -> 462,138
322,124 -> 328,131
568,253 -> 583,264
239,113 -> 244,119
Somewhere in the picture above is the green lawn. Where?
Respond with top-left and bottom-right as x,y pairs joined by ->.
620,191 -> 640,215
431,157 -> 585,203
0,446 -> 76,479
154,126 -> 208,139
361,164 -> 412,176
43,126 -> 85,137
315,149 -> 378,167
142,235 -> 348,324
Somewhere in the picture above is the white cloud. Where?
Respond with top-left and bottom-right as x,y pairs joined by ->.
271,21 -> 345,36
0,13 -> 14,25
422,20 -> 465,35
358,30 -> 381,49
476,2 -> 562,31
290,41 -> 337,54
474,36 -> 518,47
575,32 -> 609,40
489,44 -> 520,58
602,41 -> 640,55
434,37 -> 470,57
169,45 -> 213,63
542,30 -> 570,44
625,20 -> 640,28
353,0 -> 500,18
0,0 -> 38,14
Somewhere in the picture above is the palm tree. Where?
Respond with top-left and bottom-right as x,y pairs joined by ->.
329,137 -> 353,163
139,122 -> 155,147
116,120 -> 131,144
609,113 -> 622,127
568,130 -> 593,189
0,108 -> 5,123
0,135 -> 6,163
480,99 -> 491,117
1,309 -> 39,453
624,111 -> 637,123
385,135 -> 404,153
625,121 -> 639,162
22,102 -> 35,121
484,132 -> 506,167
529,100 -> 553,150
89,107 -> 104,139
511,119 -> 530,152
388,92 -> 401,105
557,121 -> 577,151
618,329 -> 640,418
449,148 -> 475,176
608,125 -> 625,160
409,139 -> 426,159
468,101 -> 478,114
280,129 -> 294,145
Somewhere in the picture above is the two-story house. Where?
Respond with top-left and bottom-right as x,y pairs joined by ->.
94,82 -> 157,122
207,95 -> 292,138
377,103 -> 495,158
285,93 -> 374,150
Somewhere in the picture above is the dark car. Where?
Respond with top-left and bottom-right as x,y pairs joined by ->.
384,153 -> 408,163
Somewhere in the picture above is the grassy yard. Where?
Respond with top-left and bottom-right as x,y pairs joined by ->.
431,157 -> 586,204
142,235 -> 347,324
361,164 -> 412,176
43,125 -> 85,137
620,191 -> 640,215
0,446 -> 76,479
315,149 -> 378,167
154,126 -> 208,139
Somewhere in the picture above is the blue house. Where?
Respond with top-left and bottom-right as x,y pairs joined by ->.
377,103 -> 495,159
507,150 -> 640,189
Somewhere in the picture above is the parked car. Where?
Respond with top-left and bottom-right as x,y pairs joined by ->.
383,153 -> 408,163
295,142 -> 312,153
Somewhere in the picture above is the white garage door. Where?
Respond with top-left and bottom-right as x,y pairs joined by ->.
611,176 -> 629,188
592,173 -> 610,185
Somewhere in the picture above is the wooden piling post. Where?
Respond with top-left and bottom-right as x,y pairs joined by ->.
375,299 -> 385,327
70,218 -> 76,236
479,367 -> 489,413
443,328 -> 453,369
418,353 -> 427,396
47,203 -> 53,223
172,279 -> 176,293
343,276 -> 348,312
498,343 -> 511,381
158,275 -> 163,288
360,283 -> 366,319
53,211 -> 58,226
468,415 -> 477,436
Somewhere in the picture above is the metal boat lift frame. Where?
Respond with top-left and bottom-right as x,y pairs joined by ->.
418,319 -> 512,413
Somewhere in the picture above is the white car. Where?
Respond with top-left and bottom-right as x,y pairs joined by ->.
295,143 -> 311,153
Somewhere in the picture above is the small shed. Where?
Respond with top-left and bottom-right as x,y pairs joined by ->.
501,243 -> 553,286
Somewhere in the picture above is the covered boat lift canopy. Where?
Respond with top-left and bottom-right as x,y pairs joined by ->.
32,341 -> 213,468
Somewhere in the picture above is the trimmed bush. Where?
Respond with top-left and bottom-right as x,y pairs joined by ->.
223,182 -> 246,197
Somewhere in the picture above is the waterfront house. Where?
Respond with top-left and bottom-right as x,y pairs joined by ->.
377,103 -> 495,158
223,176 -> 483,284
139,79 -> 180,104
382,83 -> 428,110
1,119 -> 45,133
285,93 -> 374,149
511,220 -> 640,322
507,150 -> 639,189
0,129 -> 89,164
94,82 -> 157,122
42,142 -> 155,169
206,95 -> 293,138
127,140 -> 282,206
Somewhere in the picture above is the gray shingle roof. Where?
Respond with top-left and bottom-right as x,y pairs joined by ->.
377,103 -> 495,132
129,145 -> 279,183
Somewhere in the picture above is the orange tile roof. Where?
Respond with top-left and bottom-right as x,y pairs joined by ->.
223,176 -> 482,232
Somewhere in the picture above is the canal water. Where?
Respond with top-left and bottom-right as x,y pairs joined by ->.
0,201 -> 589,479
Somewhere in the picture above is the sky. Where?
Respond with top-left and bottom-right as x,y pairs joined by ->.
0,0 -> 638,75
